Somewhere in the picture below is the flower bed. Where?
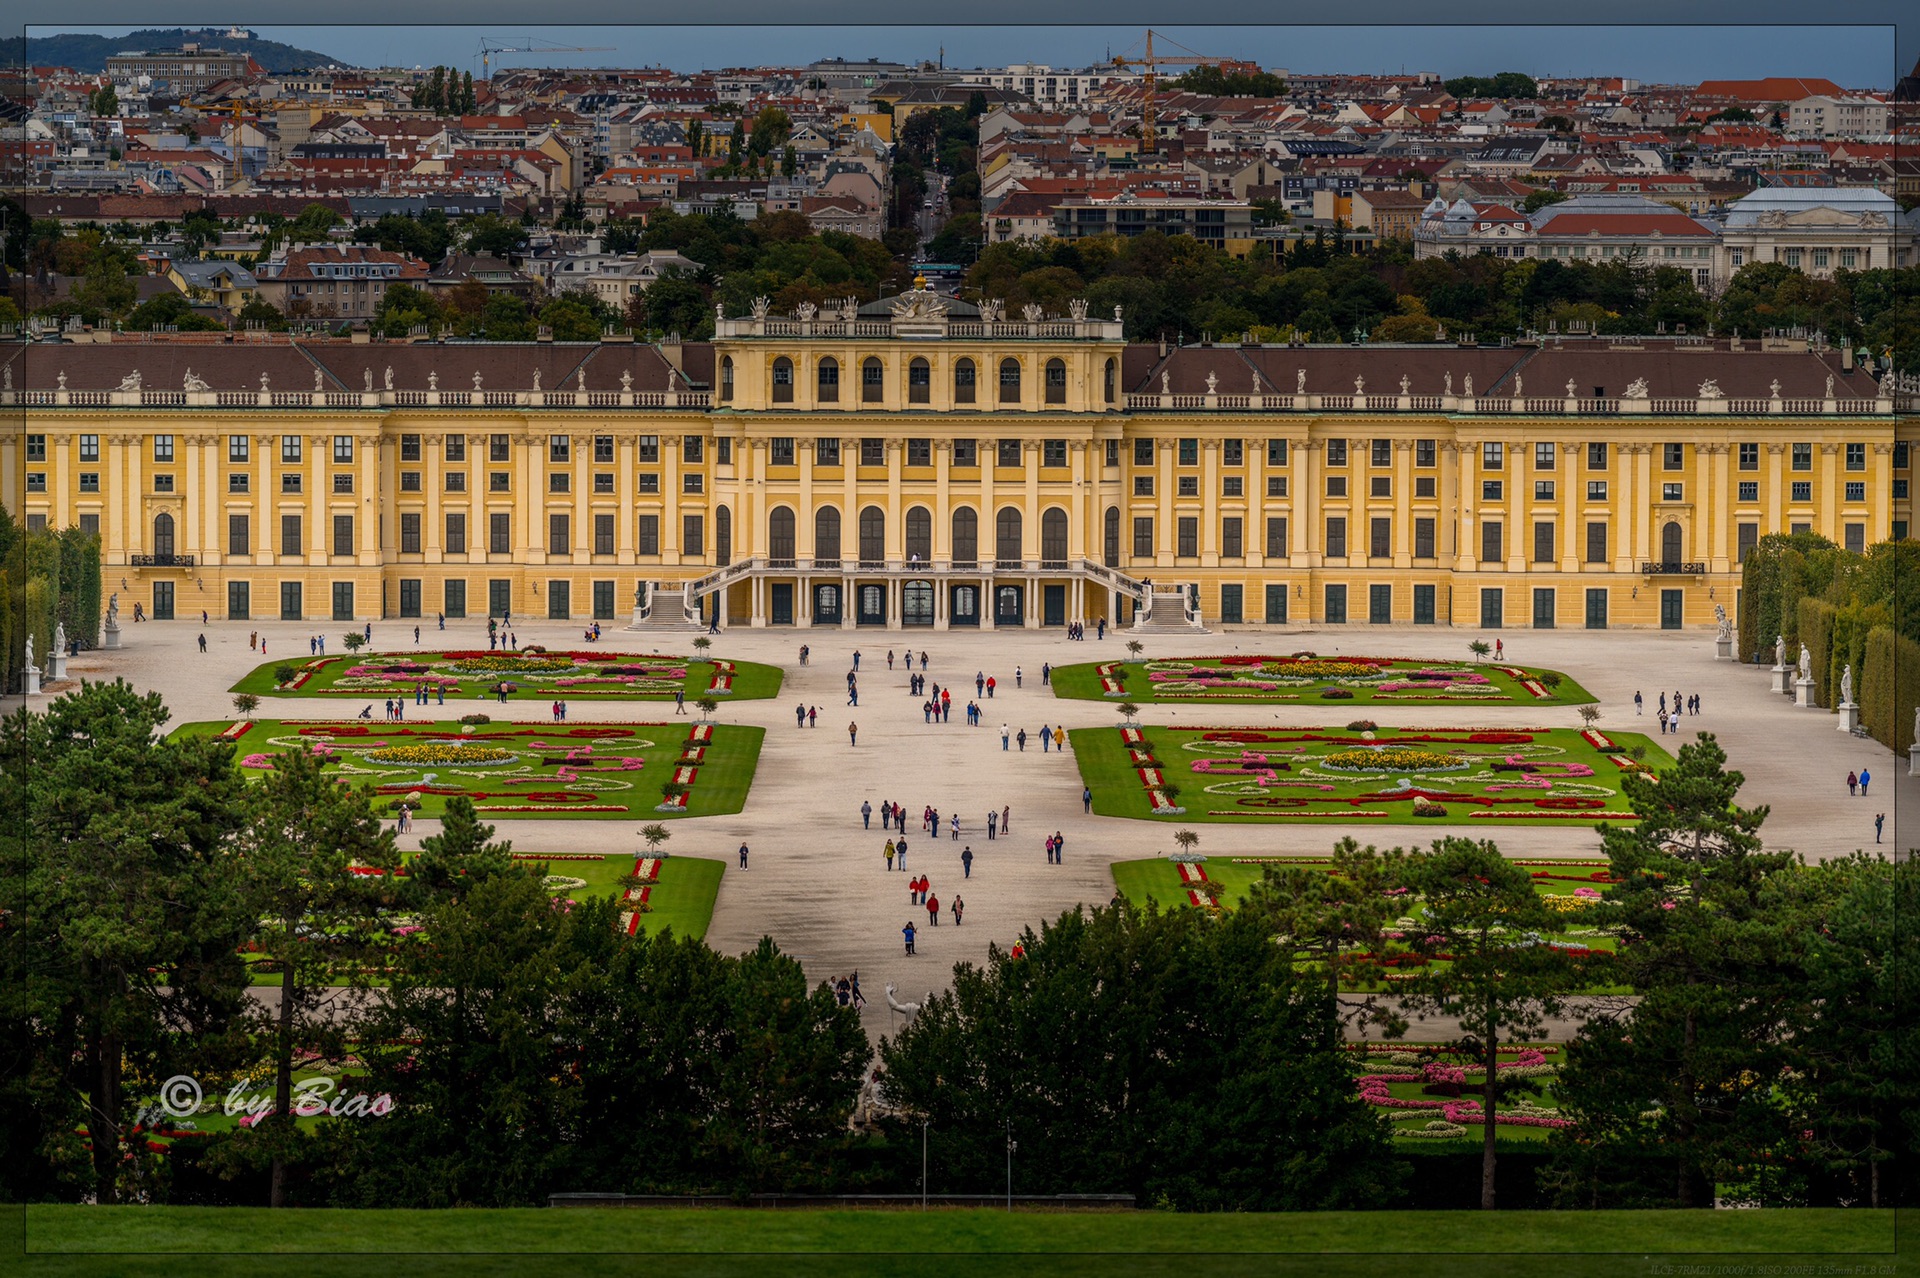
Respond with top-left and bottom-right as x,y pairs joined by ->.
233,650 -> 779,702
1052,655 -> 1592,706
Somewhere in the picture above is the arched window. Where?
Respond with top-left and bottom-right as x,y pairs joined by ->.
998,358 -> 1022,404
1041,507 -> 1068,565
1044,358 -> 1067,404
814,506 -> 842,563
1103,506 -> 1120,567
768,506 -> 796,562
995,506 -> 1023,564
1662,520 -> 1683,568
905,506 -> 932,562
719,356 -> 734,403
1103,357 -> 1116,405
817,356 -> 839,402
772,356 -> 794,404
862,356 -> 885,403
859,505 -> 886,563
153,511 -> 175,559
908,357 -> 931,403
954,358 -> 977,405
715,505 -> 732,567
952,507 -> 978,564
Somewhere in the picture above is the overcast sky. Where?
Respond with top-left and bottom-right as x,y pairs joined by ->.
41,24 -> 1905,88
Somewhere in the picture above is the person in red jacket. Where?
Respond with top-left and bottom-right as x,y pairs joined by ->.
925,891 -> 940,926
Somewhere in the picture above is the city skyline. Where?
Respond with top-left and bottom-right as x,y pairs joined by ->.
40,24 -> 1904,88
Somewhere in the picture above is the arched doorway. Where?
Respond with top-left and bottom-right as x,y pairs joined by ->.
1661,521 -> 1683,569
814,506 -> 841,565
714,505 -> 732,567
1040,508 -> 1068,567
152,512 -> 176,560
995,507 -> 1023,566
952,508 -> 978,564
859,505 -> 886,564
903,579 -> 934,626
905,506 -> 932,563
768,506 -> 795,563
1103,506 -> 1120,567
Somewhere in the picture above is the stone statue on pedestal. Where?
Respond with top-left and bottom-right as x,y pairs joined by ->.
1798,643 -> 1812,681
53,621 -> 66,655
1714,605 -> 1730,642
1775,634 -> 1786,668
24,633 -> 34,672
1840,664 -> 1853,705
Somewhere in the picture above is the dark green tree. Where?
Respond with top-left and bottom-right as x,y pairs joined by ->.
407,796 -> 517,905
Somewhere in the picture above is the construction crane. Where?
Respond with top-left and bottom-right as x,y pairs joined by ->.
477,37 -> 616,78
1110,29 -> 1231,154
197,99 -> 295,191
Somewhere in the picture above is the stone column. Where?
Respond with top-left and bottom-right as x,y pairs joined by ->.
1704,442 -> 1730,574
1818,443 -> 1840,542
1200,438 -> 1220,561
1393,439 -> 1414,567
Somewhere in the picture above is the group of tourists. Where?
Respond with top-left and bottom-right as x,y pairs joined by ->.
1634,689 -> 1702,735
1002,723 -> 1068,752
831,972 -> 865,1009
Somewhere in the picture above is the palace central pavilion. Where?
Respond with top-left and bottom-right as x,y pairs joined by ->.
3,284 -> 1912,636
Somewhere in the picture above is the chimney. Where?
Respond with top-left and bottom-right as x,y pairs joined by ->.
1841,346 -> 1854,370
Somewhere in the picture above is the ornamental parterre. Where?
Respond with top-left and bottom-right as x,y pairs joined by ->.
1069,655 -> 1583,705
249,649 -> 695,698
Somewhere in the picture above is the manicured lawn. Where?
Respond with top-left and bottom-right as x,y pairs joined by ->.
230,648 -> 783,702
533,852 -> 725,941
1051,654 -> 1594,707
1074,724 -> 1665,825
174,718 -> 764,821
22,1206 -> 1896,1261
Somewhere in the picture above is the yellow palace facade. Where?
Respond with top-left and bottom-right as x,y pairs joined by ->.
2,286 -> 1914,638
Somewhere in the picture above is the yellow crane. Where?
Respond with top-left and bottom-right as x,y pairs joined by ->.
197,99 -> 295,190
477,37 -> 616,78
1110,29 -> 1231,154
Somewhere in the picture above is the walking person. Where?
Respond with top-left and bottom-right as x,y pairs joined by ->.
1634,690 -> 1643,715
1017,728 -> 1028,751
952,896 -> 964,927
926,891 -> 940,927
1042,662 -> 1051,686
849,721 -> 859,746
987,676 -> 996,698
1053,830 -> 1065,863
987,809 -> 997,840
1002,805 -> 1011,836
1015,665 -> 1023,688
676,689 -> 687,715
1859,767 -> 1871,796
1875,812 -> 1885,844
1083,786 -> 1093,814
738,842 -> 749,869
1053,726 -> 1066,752
862,800 -> 873,830
809,706 -> 818,728
961,846 -> 973,879
1040,724 -> 1051,753
951,813 -> 960,841
1001,723 -> 1010,751
903,921 -> 916,956
896,837 -> 908,873
1847,770 -> 1859,796
885,839 -> 896,872
198,633 -> 207,653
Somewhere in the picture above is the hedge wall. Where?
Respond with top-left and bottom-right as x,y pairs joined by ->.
1798,597 -> 1835,710
1861,626 -> 1919,755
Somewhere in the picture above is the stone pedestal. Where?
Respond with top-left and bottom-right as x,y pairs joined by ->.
1909,743 -> 1920,777
1769,664 -> 1791,694
1795,676 -> 1817,708
103,623 -> 122,650
1715,637 -> 1733,660
1836,702 -> 1860,733
25,665 -> 41,696
49,650 -> 68,681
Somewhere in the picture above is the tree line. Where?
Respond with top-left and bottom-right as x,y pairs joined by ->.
1,683 -> 1910,1210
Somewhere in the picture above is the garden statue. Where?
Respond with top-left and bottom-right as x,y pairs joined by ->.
1769,378 -> 1781,399
1162,370 -> 1171,395
107,593 -> 119,626
532,369 -> 541,392
24,633 -> 34,672
1296,368 -> 1306,393
363,368 -> 373,392
1841,664 -> 1853,705
1826,373 -> 1836,398
1444,372 -> 1452,395
58,371 -> 67,390
1714,604 -> 1730,641
53,621 -> 65,654
384,366 -> 394,390
1798,643 -> 1812,681
1775,634 -> 1787,668
1463,374 -> 1474,397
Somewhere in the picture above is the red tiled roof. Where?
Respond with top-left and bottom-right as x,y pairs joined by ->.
1539,215 -> 1715,236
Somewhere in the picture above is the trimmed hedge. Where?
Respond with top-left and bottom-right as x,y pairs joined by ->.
1797,596 -> 1834,710
1862,625 -> 1919,754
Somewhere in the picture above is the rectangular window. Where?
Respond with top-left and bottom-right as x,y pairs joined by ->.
1896,479 -> 1910,500
770,438 -> 796,465
1267,476 -> 1288,498
952,439 -> 975,467
637,436 -> 660,463
1844,522 -> 1865,554
638,516 -> 660,555
1663,443 -> 1684,470
1663,483 -> 1684,501
1482,480 -> 1503,501
399,435 -> 421,462
1133,476 -> 1154,496
399,513 -> 420,554
1133,516 -> 1154,558
1416,439 -> 1436,467
1405,517 -> 1432,560
1326,439 -> 1348,467
1372,439 -> 1392,467
1481,520 -> 1503,562
490,512 -> 512,554
1480,587 -> 1504,629
1845,481 -> 1866,502
594,473 -> 614,493
1369,517 -> 1391,559
79,513 -> 99,537
328,514 -> 353,558
228,514 -> 250,555
1178,476 -> 1198,497
908,438 -> 933,466
1177,517 -> 1198,557
1585,588 -> 1608,630
1792,443 -> 1812,471
1533,587 -> 1557,629
549,514 -> 570,555
1105,440 -> 1120,468
1223,439 -> 1243,466
1042,439 -> 1067,468
1533,521 -> 1555,563
228,435 -> 248,462
549,435 -> 571,463
1265,584 -> 1288,623
1370,476 -> 1392,498
1587,442 -> 1608,470
1415,476 -> 1436,498
79,473 -> 99,492
26,473 -> 46,492
1267,439 -> 1289,466
444,579 -> 467,619
1223,476 -> 1243,497
1737,522 -> 1758,563
229,473 -> 249,493
1219,584 -> 1243,624
1413,583 -> 1436,625
1534,480 -> 1555,501
997,439 -> 1023,467
1482,442 -> 1504,469
1327,476 -> 1348,497
549,472 -> 571,493
228,581 -> 250,621
682,514 -> 705,557
79,435 -> 100,461
490,472 -> 511,492
1896,442 -> 1910,470
281,514 -> 304,556
1369,583 -> 1392,624
1586,480 -> 1608,501
683,436 -> 704,464
1325,583 -> 1348,624
445,435 -> 467,462
334,474 -> 356,493
446,512 -> 466,554
1135,439 -> 1155,467
1266,517 -> 1288,558
1178,438 -> 1199,465
637,475 -> 659,494
1585,522 -> 1608,563
594,513 -> 615,555
1739,442 -> 1758,471
281,473 -> 302,493
594,435 -> 615,463
1792,481 -> 1813,502
682,473 -> 705,494
491,434 -> 511,462
1222,517 -> 1243,558
1325,516 -> 1348,559
1738,481 -> 1759,502
279,435 -> 300,463
153,435 -> 176,463
1535,442 -> 1557,470
1845,443 -> 1865,471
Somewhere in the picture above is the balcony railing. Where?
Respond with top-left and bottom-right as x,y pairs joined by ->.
130,553 -> 196,568
1640,561 -> 1707,575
